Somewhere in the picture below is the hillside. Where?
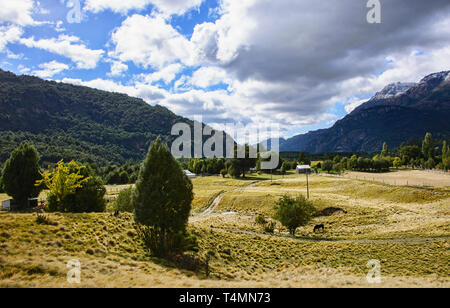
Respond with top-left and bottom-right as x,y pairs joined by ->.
0,69 -> 195,166
277,71 -> 450,153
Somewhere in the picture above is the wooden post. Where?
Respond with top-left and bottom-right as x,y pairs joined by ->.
306,172 -> 310,199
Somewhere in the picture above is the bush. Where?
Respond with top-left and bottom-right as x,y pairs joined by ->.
220,169 -> 227,178
264,221 -> 276,233
274,195 -> 315,236
114,187 -> 134,212
255,215 -> 267,226
228,166 -> 241,178
35,213 -> 57,226
48,164 -> 106,213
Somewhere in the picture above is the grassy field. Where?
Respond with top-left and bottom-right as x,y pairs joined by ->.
0,170 -> 449,287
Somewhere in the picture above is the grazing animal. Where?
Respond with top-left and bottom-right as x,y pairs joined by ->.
313,224 -> 325,233
113,210 -> 120,217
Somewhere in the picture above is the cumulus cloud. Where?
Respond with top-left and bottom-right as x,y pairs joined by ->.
0,0 -> 37,26
0,25 -> 23,52
137,63 -> 183,85
32,60 -> 69,78
110,14 -> 193,69
62,77 -> 168,103
108,61 -> 128,76
189,66 -> 229,88
20,34 -> 104,69
84,0 -> 204,16
177,0 -> 450,129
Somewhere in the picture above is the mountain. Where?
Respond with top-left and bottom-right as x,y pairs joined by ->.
277,71 -> 450,153
0,69 -> 199,166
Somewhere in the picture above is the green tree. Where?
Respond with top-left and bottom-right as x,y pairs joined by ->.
322,160 -> 333,173
132,137 -> 194,257
281,162 -> 287,175
393,157 -> 402,169
274,195 -> 315,236
381,142 -> 389,157
114,187 -> 134,212
36,160 -> 90,207
50,164 -> 106,213
424,158 -> 435,170
422,133 -> 434,161
228,144 -> 257,178
298,152 -> 311,165
442,141 -> 448,168
1,143 -> 42,209
400,145 -> 420,164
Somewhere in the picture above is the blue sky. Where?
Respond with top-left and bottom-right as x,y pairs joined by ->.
1,0 -> 449,140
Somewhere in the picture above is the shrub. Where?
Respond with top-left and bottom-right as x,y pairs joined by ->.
220,169 -> 227,178
47,164 -> 106,213
255,215 -> 267,226
114,187 -> 134,212
35,213 -> 57,226
264,221 -> 276,233
274,195 -> 315,236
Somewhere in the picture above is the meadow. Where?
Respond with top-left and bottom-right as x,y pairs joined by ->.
0,170 -> 449,288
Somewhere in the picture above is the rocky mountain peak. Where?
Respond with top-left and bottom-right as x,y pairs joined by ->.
371,82 -> 416,101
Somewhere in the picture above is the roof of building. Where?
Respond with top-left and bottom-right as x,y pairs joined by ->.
296,165 -> 311,169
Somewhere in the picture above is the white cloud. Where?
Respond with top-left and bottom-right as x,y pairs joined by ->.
0,0 -> 37,26
110,14 -> 194,69
19,34 -> 104,69
189,66 -> 229,88
32,60 -> 69,78
84,0 -> 203,16
138,63 -> 183,85
62,77 -> 168,103
108,61 -> 128,76
0,25 -> 23,52
181,0 -> 450,130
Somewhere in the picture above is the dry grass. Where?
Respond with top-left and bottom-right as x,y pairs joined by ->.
0,171 -> 449,288
344,170 -> 450,187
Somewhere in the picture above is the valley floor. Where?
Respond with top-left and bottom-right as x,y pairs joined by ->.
0,170 -> 449,288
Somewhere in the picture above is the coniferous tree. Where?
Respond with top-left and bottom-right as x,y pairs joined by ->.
133,137 -> 194,257
422,133 -> 434,161
442,141 -> 448,163
381,142 -> 389,157
1,143 -> 42,209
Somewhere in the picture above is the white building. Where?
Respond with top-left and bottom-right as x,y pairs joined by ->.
1,199 -> 11,211
184,170 -> 197,179
296,165 -> 311,174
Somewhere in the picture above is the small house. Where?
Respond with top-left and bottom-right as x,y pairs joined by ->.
1,199 -> 12,211
296,165 -> 311,174
184,170 -> 197,179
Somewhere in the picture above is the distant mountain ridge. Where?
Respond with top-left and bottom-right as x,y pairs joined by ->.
0,69 -> 201,165
276,71 -> 450,153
